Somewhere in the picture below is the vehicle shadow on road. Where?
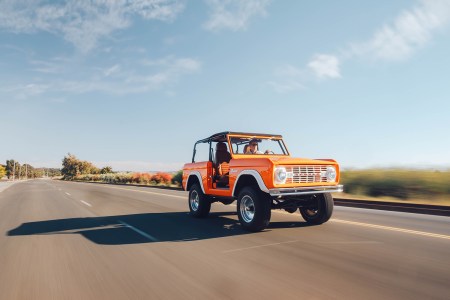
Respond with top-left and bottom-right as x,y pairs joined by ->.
7,212 -> 248,245
7,211 -> 314,245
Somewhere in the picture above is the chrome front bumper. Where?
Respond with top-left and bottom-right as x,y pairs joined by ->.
269,185 -> 344,197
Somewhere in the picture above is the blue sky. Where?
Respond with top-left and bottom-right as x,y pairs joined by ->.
1,0 -> 450,171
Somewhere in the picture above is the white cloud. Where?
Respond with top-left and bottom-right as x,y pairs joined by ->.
203,0 -> 271,31
307,54 -> 341,79
0,0 -> 185,53
0,55 -> 201,99
0,82 -> 50,100
269,0 -> 450,93
349,0 -> 450,61
103,64 -> 121,77
267,64 -> 306,93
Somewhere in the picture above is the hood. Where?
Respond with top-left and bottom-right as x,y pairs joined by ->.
268,156 -> 337,166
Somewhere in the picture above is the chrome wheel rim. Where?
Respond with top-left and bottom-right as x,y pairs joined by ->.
190,190 -> 199,211
240,195 -> 255,223
305,208 -> 318,216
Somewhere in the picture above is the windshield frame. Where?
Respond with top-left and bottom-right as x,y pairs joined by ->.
227,134 -> 290,156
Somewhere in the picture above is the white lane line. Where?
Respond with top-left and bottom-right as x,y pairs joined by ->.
331,219 -> 450,241
223,240 -> 300,254
80,200 -> 92,207
65,192 -> 71,196
118,220 -> 159,242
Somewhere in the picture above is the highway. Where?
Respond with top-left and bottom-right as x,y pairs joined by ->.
0,180 -> 449,300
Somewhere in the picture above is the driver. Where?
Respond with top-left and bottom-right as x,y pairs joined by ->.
245,139 -> 271,154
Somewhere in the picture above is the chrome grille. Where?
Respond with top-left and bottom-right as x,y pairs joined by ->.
285,165 -> 329,183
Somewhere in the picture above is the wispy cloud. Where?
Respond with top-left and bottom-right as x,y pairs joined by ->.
269,0 -> 450,93
203,0 -> 271,31
0,55 -> 201,99
348,0 -> 450,61
307,54 -> 341,79
267,65 -> 306,93
0,0 -> 185,53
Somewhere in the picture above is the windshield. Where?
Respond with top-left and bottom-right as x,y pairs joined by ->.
229,136 -> 288,155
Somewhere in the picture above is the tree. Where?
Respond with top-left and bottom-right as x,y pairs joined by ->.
61,154 -> 100,179
5,160 -> 20,179
100,166 -> 113,174
61,154 -> 81,179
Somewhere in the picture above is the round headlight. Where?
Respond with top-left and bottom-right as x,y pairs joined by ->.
326,166 -> 337,182
274,167 -> 287,184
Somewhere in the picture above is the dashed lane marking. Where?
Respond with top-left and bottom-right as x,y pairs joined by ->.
118,221 -> 159,242
80,200 -> 92,207
65,192 -> 71,196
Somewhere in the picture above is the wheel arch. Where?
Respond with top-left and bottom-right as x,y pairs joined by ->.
232,170 -> 269,198
186,171 -> 205,193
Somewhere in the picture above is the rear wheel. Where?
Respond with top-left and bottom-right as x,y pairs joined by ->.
300,193 -> 333,224
189,184 -> 211,218
237,187 -> 271,232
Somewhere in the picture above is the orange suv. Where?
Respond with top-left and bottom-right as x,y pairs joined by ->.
182,132 -> 343,231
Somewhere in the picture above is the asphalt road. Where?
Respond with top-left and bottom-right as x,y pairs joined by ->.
0,180 -> 449,300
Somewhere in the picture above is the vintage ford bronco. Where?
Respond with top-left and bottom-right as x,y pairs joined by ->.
182,132 -> 343,231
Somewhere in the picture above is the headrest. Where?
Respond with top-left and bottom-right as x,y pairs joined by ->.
216,142 -> 228,152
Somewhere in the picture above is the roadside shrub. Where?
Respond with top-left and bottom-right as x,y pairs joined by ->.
151,172 -> 172,185
171,170 -> 183,186
341,169 -> 450,200
366,179 -> 409,200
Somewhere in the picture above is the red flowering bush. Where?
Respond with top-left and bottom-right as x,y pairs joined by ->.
130,173 -> 153,184
150,172 -> 172,185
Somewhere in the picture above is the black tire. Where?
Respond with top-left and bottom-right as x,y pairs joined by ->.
300,193 -> 334,224
188,184 -> 211,218
237,187 -> 271,232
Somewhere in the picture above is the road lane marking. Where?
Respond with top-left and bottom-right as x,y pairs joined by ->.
80,200 -> 92,207
223,240 -> 300,254
118,220 -> 159,242
65,192 -> 71,196
331,219 -> 450,241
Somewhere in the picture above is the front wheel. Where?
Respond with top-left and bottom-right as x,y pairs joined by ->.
189,184 -> 211,218
300,193 -> 334,225
237,187 -> 271,232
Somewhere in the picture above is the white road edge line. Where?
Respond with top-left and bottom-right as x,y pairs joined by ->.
80,200 -> 92,207
331,219 -> 450,241
118,220 -> 159,242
